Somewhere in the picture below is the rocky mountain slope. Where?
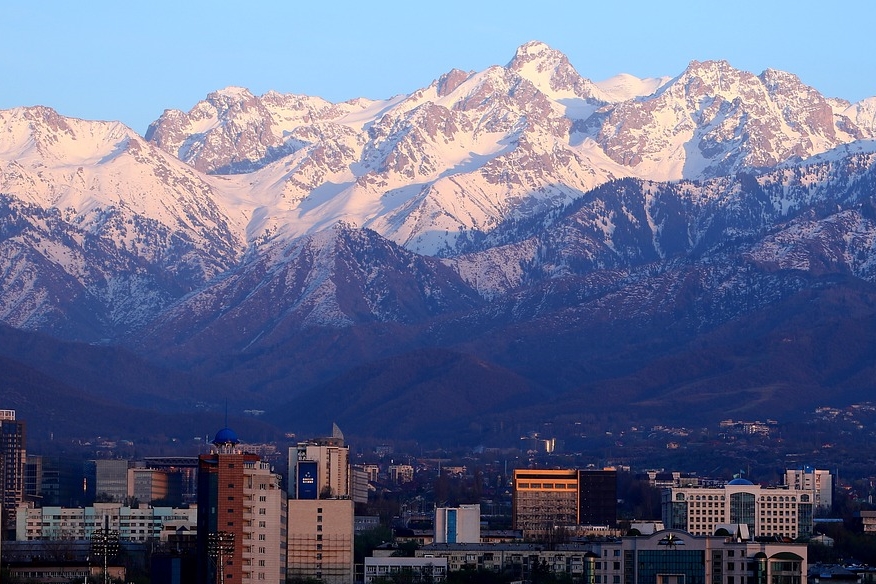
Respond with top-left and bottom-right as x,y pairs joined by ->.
2,42 -> 876,443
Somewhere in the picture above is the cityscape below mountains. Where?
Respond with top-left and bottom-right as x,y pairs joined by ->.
3,407 -> 876,584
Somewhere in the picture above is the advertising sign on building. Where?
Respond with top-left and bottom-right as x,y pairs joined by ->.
297,461 -> 319,499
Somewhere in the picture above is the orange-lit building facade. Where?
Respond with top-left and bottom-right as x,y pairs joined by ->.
512,468 -> 617,539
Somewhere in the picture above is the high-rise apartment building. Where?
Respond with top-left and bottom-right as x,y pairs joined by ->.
289,438 -> 350,500
785,466 -> 833,511
1,410 -> 26,540
197,428 -> 287,584
287,427 -> 355,583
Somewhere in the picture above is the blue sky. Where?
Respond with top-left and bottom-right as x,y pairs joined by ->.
3,1 -> 874,135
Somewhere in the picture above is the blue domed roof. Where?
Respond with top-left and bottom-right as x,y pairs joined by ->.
728,478 -> 754,485
213,427 -> 239,445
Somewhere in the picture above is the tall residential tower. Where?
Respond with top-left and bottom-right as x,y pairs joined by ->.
197,428 -> 287,584
1,409 -> 25,540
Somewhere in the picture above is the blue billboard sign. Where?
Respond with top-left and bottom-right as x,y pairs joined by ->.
297,461 -> 319,499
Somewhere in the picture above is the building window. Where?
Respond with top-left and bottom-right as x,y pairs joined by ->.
317,508 -> 322,513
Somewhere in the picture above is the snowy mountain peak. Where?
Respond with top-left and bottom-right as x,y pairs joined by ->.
214,86 -> 255,99
0,106 -> 134,164
508,40 -> 556,63
506,40 -> 608,104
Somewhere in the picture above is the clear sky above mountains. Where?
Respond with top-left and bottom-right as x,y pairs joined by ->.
3,0 -> 873,135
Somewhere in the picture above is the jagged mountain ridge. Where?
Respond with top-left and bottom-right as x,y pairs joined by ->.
143,41 -> 876,256
2,42 -> 876,441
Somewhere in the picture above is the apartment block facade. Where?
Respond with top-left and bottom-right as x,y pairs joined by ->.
15,502 -> 196,542
287,498 -> 354,584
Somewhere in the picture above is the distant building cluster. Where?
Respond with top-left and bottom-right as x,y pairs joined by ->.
718,419 -> 779,437
0,408 -> 822,584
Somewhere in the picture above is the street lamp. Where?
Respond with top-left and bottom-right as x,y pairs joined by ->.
91,529 -> 120,584
208,531 -> 235,584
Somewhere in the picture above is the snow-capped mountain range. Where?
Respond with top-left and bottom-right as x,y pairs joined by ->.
3,41 -> 876,441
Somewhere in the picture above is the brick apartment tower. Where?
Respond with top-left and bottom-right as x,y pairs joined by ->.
198,428 -> 286,584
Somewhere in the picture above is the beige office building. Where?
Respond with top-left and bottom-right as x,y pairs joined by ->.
662,479 -> 816,539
